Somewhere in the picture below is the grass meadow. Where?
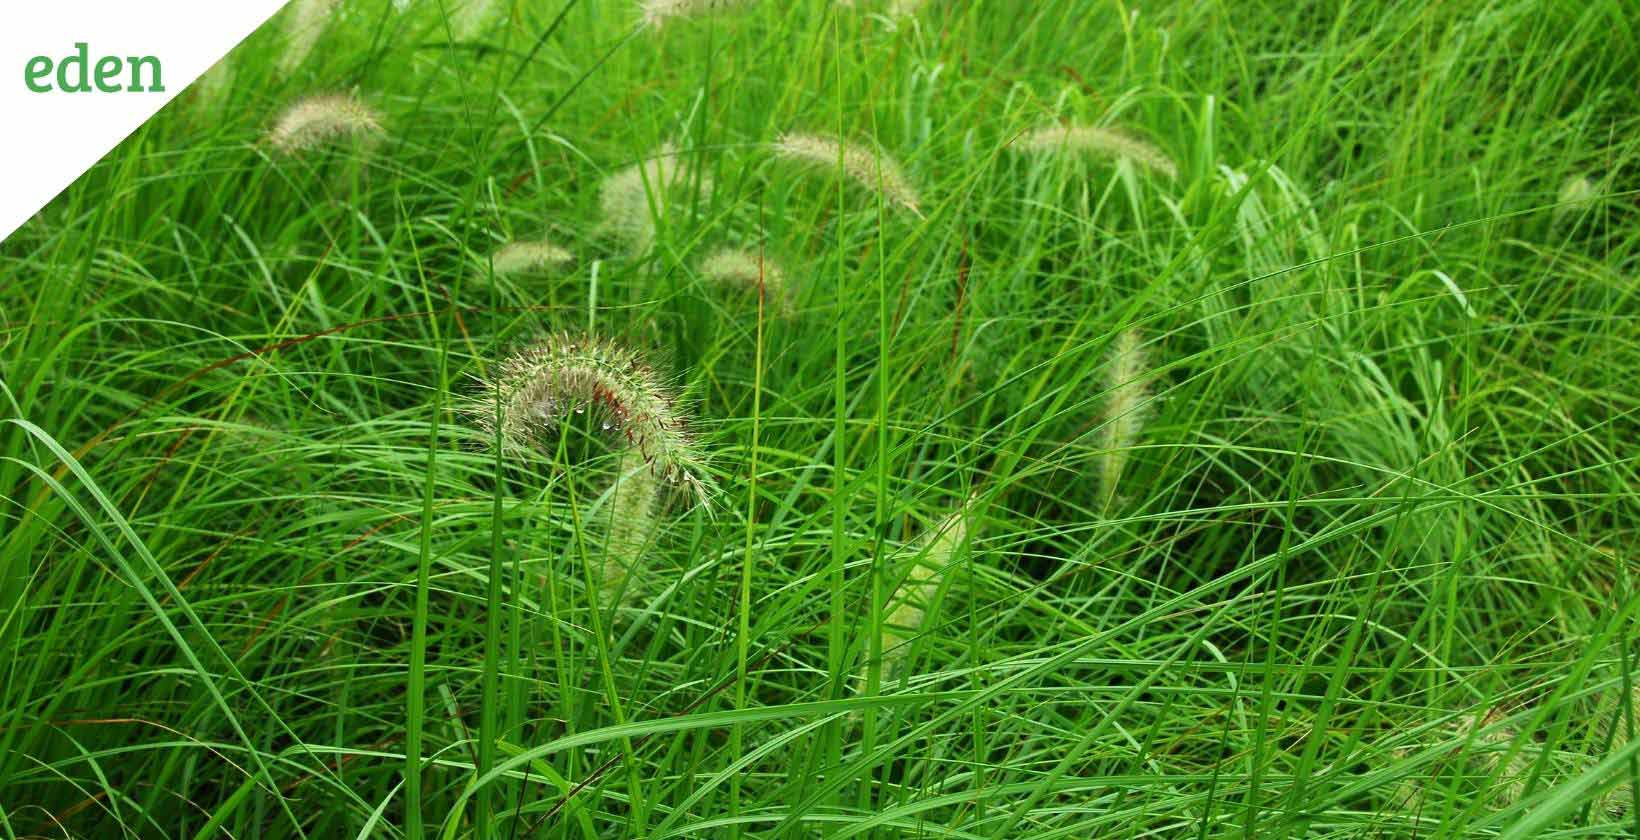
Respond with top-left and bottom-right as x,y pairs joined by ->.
2,0 -> 1639,836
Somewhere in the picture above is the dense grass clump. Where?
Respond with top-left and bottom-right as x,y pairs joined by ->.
1,0 -> 1638,837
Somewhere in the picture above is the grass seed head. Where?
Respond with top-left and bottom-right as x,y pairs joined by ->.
641,0 -> 753,29
880,502 -> 971,677
1553,175 -> 1597,225
489,239 -> 573,276
1096,329 -> 1151,508
699,248 -> 794,317
1597,683 -> 1640,814
773,132 -> 924,217
1466,708 -> 1534,805
279,0 -> 341,76
266,93 -> 385,155
598,449 -> 663,607
1016,123 -> 1178,180
193,58 -> 235,109
450,0 -> 500,39
599,142 -> 713,255
469,333 -> 710,504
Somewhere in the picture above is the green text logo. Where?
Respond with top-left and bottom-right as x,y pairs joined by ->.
25,43 -> 164,93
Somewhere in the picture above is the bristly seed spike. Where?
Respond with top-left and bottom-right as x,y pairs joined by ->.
772,132 -> 924,216
463,332 -> 711,504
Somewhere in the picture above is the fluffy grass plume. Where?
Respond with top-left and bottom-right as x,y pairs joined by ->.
773,132 -> 923,217
192,58 -> 235,110
469,333 -> 709,502
1554,175 -> 1597,225
599,142 -> 712,255
278,0 -> 340,76
879,502 -> 970,678
488,239 -> 573,276
449,0 -> 500,39
838,0 -> 925,17
1016,123 -> 1179,179
1390,708 -> 1538,812
598,450 -> 663,607
1597,684 -> 1640,814
265,93 -> 385,155
1388,707 -> 1539,813
1096,329 -> 1151,508
1467,709 -> 1536,805
698,248 -> 794,317
641,0 -> 753,28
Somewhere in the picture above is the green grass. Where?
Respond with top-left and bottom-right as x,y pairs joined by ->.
3,0 -> 1639,836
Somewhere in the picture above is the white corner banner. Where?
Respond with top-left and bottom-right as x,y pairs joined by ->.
0,2 -> 290,242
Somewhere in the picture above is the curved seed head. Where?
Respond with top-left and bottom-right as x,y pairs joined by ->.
773,132 -> 923,217
1015,123 -> 1178,180
466,333 -> 710,504
698,248 -> 795,318
266,93 -> 385,155
599,142 -> 714,255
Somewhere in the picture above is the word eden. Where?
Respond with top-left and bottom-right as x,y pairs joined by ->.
24,43 -> 163,93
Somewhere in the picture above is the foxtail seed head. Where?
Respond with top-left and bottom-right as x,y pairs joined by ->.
1096,329 -> 1151,509
1465,709 -> 1534,805
1553,175 -> 1597,226
469,333 -> 709,503
1016,124 -> 1178,180
773,132 -> 923,217
266,93 -> 385,155
450,0 -> 500,39
279,0 -> 340,76
599,142 -> 713,255
598,449 -> 663,607
1390,707 -> 1533,813
699,248 -> 794,317
489,239 -> 573,276
640,0 -> 753,28
1597,683 -> 1640,815
880,502 -> 971,678
193,58 -> 234,109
